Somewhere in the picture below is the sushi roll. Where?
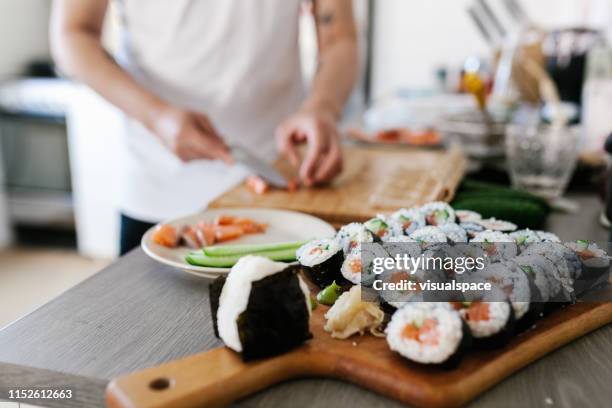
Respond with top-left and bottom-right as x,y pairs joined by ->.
565,240 -> 611,293
340,249 -> 363,285
378,269 -> 423,310
452,285 -> 515,349
513,254 -> 554,303
420,202 -> 456,226
460,222 -> 485,239
522,243 -> 576,302
509,229 -> 540,252
456,210 -> 482,223
341,246 -> 380,286
471,230 -> 517,263
297,238 -> 346,288
378,266 -> 447,308
386,303 -> 471,367
480,261 -> 542,332
211,256 -> 312,361
383,235 -> 422,259
515,252 -> 566,312
391,208 -> 426,235
440,223 -> 468,243
336,222 -> 375,255
535,231 -> 561,243
475,218 -> 517,232
364,215 -> 403,241
410,226 -> 448,247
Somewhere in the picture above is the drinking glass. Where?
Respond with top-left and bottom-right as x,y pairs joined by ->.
505,124 -> 580,199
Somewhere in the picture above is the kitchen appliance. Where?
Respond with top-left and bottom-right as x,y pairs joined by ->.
0,79 -> 73,227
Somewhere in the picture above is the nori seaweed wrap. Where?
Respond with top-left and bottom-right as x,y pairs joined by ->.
297,238 -> 346,288
211,256 -> 312,361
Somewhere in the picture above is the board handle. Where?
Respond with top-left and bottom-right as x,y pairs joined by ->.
106,347 -> 306,408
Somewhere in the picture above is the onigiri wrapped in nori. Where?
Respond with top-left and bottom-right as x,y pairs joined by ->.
211,256 -> 312,361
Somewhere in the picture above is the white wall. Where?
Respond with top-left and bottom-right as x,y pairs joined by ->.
372,0 -> 612,99
0,0 -> 51,81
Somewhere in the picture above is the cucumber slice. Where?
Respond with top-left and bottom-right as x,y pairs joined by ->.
185,247 -> 298,268
203,239 -> 309,257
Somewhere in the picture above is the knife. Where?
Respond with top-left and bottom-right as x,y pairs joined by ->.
231,145 -> 288,188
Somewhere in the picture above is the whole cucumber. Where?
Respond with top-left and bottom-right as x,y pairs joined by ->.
452,198 -> 548,229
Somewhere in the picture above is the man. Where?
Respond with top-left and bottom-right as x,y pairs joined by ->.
50,0 -> 358,254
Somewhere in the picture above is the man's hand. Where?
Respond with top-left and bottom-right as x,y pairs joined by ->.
151,105 -> 232,164
276,109 -> 342,186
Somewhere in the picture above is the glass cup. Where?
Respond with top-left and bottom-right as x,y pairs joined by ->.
505,124 -> 580,200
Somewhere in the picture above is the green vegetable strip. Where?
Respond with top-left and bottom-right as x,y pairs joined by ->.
186,247 -> 298,268
203,239 -> 309,258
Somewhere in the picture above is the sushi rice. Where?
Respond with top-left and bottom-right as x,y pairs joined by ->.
365,215 -> 403,241
391,208 -> 426,234
420,202 -> 456,226
440,223 -> 468,243
336,222 -> 374,255
410,226 -> 447,244
386,303 -> 465,364
297,238 -> 342,268
217,256 -> 311,353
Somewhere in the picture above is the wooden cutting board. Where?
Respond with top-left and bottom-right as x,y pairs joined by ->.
210,145 -> 467,226
106,300 -> 612,408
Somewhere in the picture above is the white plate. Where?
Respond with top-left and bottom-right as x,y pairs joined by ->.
141,208 -> 336,279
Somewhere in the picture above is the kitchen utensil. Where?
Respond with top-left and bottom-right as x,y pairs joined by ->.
141,208 -> 335,277
467,6 -> 495,46
106,298 -> 612,408
476,0 -> 506,39
231,145 -> 288,188
506,124 -> 580,200
210,146 -> 467,226
502,0 -> 529,26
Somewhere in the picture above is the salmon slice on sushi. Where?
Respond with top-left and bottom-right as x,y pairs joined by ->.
386,303 -> 471,368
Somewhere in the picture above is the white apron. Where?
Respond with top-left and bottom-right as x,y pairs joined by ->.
114,0 -> 304,221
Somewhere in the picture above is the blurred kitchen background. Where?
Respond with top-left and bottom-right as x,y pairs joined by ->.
1,0 -> 612,327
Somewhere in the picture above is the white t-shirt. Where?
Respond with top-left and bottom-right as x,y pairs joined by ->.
114,0 -> 305,222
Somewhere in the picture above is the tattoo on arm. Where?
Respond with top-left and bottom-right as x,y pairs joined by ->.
317,10 -> 335,25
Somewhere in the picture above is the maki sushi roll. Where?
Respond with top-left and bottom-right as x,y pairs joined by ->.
480,261 -> 542,332
364,215 -> 403,241
452,286 -> 515,349
391,208 -> 426,235
460,222 -> 485,239
515,252 -> 566,311
341,247 -> 378,286
509,229 -> 540,252
522,243 -> 577,302
410,226 -> 448,247
211,256 -> 312,361
471,230 -> 517,263
420,202 -> 456,226
440,223 -> 468,243
297,238 -> 346,288
475,218 -> 517,232
383,235 -> 422,259
386,303 -> 471,367
565,240 -> 611,292
456,210 -> 482,223
535,231 -> 561,243
336,222 -> 375,255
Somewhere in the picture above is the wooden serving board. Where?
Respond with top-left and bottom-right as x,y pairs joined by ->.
210,145 -> 467,226
106,300 -> 612,408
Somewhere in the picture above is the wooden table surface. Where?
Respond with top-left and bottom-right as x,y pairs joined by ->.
0,194 -> 610,408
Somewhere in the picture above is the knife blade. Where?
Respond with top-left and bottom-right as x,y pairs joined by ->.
231,145 -> 288,188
